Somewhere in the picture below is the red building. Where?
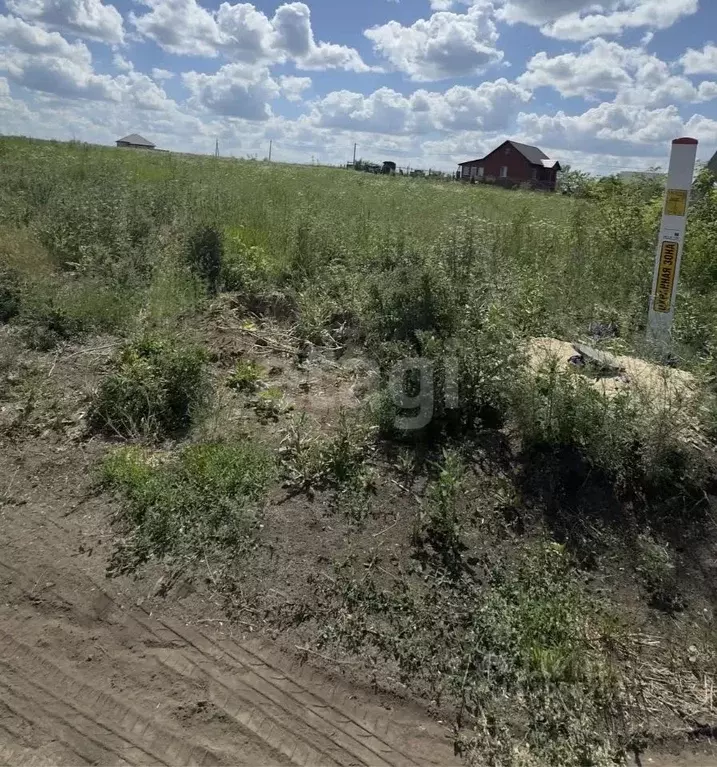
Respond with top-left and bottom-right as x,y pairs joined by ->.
458,140 -> 561,191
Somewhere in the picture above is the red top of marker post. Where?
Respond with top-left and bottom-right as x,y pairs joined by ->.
672,137 -> 698,144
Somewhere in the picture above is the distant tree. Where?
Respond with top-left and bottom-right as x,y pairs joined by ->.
556,164 -> 594,197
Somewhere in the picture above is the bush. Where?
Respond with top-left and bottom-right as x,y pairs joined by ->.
187,225 -> 223,295
0,266 -> 22,323
222,228 -> 273,294
227,359 -> 263,392
101,441 -> 275,573
313,542 -> 625,767
512,357 -> 711,494
372,303 -> 523,441
279,410 -> 374,492
19,278 -> 134,349
365,257 -> 457,350
89,335 -> 207,438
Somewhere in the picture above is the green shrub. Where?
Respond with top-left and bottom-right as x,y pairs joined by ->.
222,228 -> 273,294
101,441 -> 275,573
34,179 -> 156,284
280,410 -> 374,492
314,542 -> 625,767
413,449 -> 466,575
372,303 -> 523,441
512,357 -> 711,493
89,336 -> 207,438
227,359 -> 263,392
187,225 -> 223,295
0,266 -> 22,323
365,257 -> 457,350
21,277 -> 135,349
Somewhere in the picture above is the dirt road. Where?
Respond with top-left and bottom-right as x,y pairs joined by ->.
0,443 -> 458,767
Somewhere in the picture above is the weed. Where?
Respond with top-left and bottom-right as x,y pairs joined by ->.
413,449 -> 467,575
634,533 -> 683,612
187,225 -> 223,296
88,335 -> 207,439
0,266 -> 21,323
250,386 -> 289,422
512,356 -> 712,496
101,441 -> 275,574
222,228 -> 273,294
227,359 -> 263,392
310,542 -> 628,767
279,410 -> 374,493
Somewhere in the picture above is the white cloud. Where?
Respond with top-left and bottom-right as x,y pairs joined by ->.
0,51 -> 117,100
6,0 -> 124,44
131,0 -> 219,56
497,0 -> 608,24
113,52 -> 134,72
428,0 -> 698,38
519,39 -> 717,108
132,0 -> 369,71
0,15 -> 90,63
214,2 -> 273,61
182,62 -> 280,120
517,102 -> 717,156
681,45 -> 717,75
697,81 -> 717,101
151,67 -> 174,81
365,4 -> 502,81
279,75 -> 311,102
532,0 -> 698,42
0,76 -> 9,96
0,20 -> 174,111
0,52 -> 176,109
119,71 -> 174,110
309,78 -> 530,134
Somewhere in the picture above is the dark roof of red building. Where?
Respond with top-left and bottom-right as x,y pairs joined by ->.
458,140 -> 553,167
507,140 -> 549,165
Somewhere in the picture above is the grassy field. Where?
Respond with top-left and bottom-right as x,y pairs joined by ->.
2,135 -> 717,766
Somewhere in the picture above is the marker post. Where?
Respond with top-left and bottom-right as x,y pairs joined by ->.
647,137 -> 699,347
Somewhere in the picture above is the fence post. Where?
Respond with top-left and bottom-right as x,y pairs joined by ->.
647,137 -> 698,348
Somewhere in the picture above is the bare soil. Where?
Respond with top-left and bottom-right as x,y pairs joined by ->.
0,325 -> 457,767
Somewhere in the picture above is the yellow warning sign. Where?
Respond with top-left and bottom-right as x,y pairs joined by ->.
665,189 -> 688,217
654,241 -> 679,313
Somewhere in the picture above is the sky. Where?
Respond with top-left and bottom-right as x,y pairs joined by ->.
0,0 -> 716,174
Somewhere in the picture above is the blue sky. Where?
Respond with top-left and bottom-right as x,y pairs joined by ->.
0,0 -> 715,173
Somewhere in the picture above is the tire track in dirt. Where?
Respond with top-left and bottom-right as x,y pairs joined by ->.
0,541 -> 457,767
136,611 -> 443,767
0,628 -> 219,766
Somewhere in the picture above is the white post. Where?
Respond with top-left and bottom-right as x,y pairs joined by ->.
647,137 -> 698,347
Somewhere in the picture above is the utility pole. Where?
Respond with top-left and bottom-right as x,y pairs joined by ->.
215,138 -> 219,158
647,137 -> 698,348
353,143 -> 357,165
268,140 -> 272,162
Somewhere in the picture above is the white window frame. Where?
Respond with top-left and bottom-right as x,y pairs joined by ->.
477,166 -> 484,178
500,166 -> 508,178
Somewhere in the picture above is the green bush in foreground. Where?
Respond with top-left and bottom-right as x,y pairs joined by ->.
89,336 -> 207,438
315,540 -> 625,767
512,358 -> 712,493
0,266 -> 22,323
17,277 -> 135,349
101,442 -> 275,573
187,225 -> 223,295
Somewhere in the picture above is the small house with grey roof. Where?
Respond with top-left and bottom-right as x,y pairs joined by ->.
116,134 -> 156,150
